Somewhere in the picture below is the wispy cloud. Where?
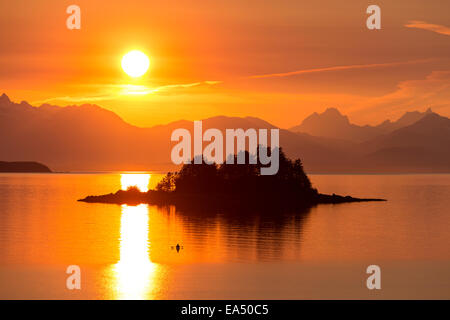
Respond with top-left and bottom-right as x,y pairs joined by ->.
344,70 -> 450,124
405,20 -> 450,36
33,80 -> 222,105
33,94 -> 116,104
248,60 -> 432,79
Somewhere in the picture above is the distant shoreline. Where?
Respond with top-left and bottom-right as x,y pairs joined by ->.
0,161 -> 51,173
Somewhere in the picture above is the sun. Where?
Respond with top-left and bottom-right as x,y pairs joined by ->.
121,50 -> 150,78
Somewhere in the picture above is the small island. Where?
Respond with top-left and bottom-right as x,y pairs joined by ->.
0,161 -> 52,173
79,149 -> 385,210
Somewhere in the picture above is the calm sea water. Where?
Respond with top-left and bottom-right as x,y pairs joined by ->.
0,173 -> 449,299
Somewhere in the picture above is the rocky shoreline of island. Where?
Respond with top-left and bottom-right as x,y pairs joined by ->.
78,187 -> 386,209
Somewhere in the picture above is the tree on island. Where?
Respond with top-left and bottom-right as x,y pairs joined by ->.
156,147 -> 318,203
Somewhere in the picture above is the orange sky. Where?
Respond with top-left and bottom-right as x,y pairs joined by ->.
0,0 -> 449,128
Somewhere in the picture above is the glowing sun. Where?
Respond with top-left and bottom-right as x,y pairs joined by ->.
121,50 -> 150,78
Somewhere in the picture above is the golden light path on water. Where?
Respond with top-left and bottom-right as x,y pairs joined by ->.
111,173 -> 157,299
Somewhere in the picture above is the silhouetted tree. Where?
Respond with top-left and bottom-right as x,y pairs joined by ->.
155,148 -> 317,202
155,172 -> 176,192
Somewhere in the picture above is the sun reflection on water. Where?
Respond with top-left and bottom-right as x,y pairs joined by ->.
120,173 -> 151,192
110,173 -> 157,299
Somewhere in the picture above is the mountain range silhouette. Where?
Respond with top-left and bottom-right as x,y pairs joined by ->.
1,93 -> 449,173
289,107 -> 435,142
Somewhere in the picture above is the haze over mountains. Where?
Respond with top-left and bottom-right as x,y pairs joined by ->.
1,93 -> 449,173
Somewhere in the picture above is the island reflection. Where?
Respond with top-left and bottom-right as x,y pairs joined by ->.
104,173 -> 311,299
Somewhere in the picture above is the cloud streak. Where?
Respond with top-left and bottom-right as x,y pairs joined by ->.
405,21 -> 450,36
33,81 -> 222,105
344,70 -> 450,124
248,60 -> 432,79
